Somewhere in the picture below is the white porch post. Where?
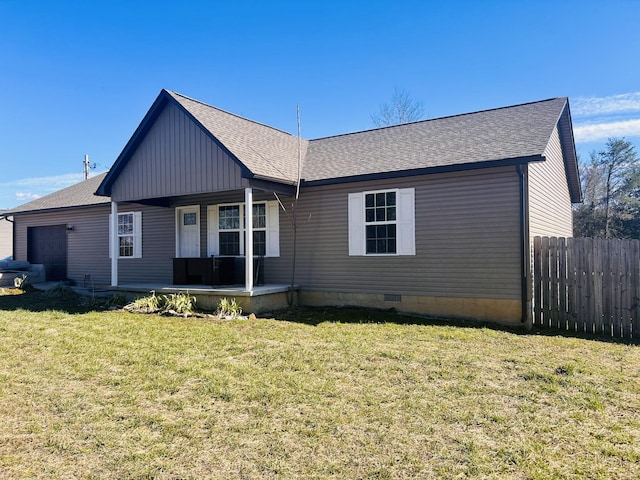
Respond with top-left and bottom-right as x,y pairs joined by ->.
110,201 -> 119,287
245,187 -> 254,292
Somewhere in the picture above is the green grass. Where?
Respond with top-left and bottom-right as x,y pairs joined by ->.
1,290 -> 639,479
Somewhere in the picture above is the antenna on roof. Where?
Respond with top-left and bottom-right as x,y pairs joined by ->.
83,154 -> 96,180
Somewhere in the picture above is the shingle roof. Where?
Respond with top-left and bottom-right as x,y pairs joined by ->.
6,173 -> 109,215
168,91 -> 306,184
8,94 -> 579,215
303,97 -> 569,182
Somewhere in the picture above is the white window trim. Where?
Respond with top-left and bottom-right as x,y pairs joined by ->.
109,211 -> 142,259
207,200 -> 279,257
348,187 -> 415,256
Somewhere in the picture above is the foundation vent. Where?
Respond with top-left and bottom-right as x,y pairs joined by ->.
384,294 -> 402,302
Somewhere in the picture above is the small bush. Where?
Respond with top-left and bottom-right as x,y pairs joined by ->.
217,297 -> 242,319
124,291 -> 197,316
128,291 -> 162,313
163,292 -> 196,316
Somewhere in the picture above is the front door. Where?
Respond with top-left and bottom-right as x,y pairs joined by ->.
176,206 -> 200,257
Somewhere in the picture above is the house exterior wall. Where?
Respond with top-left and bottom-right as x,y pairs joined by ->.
110,102 -> 249,203
13,205 -> 111,286
528,125 -> 573,238
0,216 -> 12,258
267,166 -> 524,323
116,203 -> 176,284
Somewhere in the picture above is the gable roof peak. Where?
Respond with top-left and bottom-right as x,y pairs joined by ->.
164,89 -> 297,138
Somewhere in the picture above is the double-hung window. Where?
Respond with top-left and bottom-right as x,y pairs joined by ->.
109,211 -> 142,258
348,188 -> 415,256
208,201 -> 279,257
365,191 -> 397,254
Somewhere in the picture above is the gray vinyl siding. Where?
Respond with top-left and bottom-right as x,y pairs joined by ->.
267,166 -> 522,299
0,216 -> 12,258
528,126 -> 573,238
117,204 -> 175,284
13,206 -> 111,286
111,102 -> 248,203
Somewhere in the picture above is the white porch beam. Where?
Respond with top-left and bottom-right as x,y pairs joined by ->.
110,201 -> 118,287
245,187 -> 254,292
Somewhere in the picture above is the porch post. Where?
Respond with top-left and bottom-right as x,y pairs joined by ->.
110,201 -> 118,287
245,187 -> 254,292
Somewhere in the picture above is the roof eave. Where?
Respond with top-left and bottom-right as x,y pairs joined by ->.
556,100 -> 583,203
301,155 -> 543,187
7,202 -> 111,216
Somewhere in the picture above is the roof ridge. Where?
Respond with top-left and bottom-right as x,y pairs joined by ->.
166,90 -> 298,138
310,97 -> 567,142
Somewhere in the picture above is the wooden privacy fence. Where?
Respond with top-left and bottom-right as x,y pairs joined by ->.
532,236 -> 640,339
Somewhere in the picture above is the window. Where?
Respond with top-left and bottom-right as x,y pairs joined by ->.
183,212 -> 197,225
365,191 -> 397,254
109,211 -> 142,259
208,201 -> 279,257
348,188 -> 415,256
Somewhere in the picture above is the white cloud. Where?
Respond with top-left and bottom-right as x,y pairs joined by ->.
15,192 -> 42,201
572,92 -> 640,117
0,173 -> 83,192
573,118 -> 640,143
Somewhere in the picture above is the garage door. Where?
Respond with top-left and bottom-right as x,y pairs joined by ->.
27,225 -> 67,281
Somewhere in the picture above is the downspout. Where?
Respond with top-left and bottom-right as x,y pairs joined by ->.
517,165 -> 530,325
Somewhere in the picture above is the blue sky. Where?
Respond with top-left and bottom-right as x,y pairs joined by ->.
1,0 -> 639,209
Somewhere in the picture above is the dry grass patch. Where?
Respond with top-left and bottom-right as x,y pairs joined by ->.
0,298 -> 639,479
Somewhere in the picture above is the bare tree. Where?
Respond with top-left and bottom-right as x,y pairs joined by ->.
371,88 -> 425,127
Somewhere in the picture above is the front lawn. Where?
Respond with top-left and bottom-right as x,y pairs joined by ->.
1,290 -> 639,479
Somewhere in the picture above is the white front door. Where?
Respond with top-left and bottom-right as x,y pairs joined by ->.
176,206 -> 200,257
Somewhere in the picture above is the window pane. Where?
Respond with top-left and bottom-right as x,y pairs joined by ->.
252,204 -> 266,229
253,231 -> 266,256
376,193 -> 386,207
376,207 -> 386,222
118,213 -> 133,235
365,194 -> 375,208
183,212 -> 197,225
119,236 -> 133,257
386,191 -> 396,206
365,208 -> 375,222
387,207 -> 396,221
219,232 -> 240,255
219,206 -> 240,230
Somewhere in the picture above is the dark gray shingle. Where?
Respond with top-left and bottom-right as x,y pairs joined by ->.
302,98 -> 568,181
6,173 -> 109,215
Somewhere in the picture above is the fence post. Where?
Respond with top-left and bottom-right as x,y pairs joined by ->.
533,236 -> 542,327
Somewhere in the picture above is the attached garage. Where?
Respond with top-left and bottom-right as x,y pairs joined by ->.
27,225 -> 68,281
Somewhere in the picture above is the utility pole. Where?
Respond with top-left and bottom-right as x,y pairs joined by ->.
83,154 -> 96,180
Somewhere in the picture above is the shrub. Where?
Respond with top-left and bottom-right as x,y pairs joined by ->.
216,297 -> 242,319
125,291 -> 197,316
162,292 -> 197,316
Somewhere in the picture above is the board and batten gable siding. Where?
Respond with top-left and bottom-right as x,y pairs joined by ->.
13,205 -> 111,285
0,217 -> 12,258
110,102 -> 249,203
528,125 -> 573,238
267,166 -> 522,299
